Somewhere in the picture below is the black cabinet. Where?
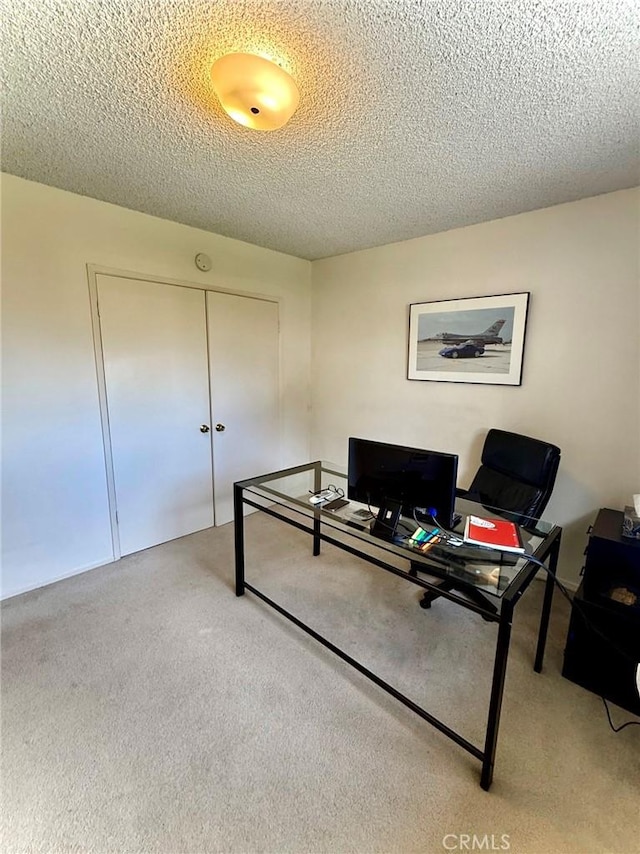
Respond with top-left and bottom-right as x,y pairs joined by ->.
562,508 -> 640,715
581,508 -> 640,601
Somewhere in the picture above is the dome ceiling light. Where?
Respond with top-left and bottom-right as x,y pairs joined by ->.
210,53 -> 300,131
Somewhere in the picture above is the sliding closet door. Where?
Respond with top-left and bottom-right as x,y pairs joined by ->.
207,291 -> 280,525
97,275 -> 214,556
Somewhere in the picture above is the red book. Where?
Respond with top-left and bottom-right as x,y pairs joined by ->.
463,515 -> 525,553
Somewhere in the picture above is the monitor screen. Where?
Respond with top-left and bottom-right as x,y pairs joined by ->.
347,437 -> 458,534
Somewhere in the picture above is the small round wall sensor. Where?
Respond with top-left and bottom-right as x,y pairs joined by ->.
195,253 -> 212,272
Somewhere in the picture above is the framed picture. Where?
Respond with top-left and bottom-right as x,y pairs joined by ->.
407,293 -> 530,385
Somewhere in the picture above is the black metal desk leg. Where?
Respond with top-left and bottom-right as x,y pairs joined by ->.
481,603 -> 513,791
534,534 -> 560,673
313,516 -> 321,556
313,461 -> 322,557
234,483 -> 245,596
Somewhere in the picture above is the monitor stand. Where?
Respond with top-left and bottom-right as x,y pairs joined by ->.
371,499 -> 403,541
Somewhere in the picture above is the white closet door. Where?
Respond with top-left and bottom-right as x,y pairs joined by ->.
207,292 -> 280,525
97,275 -> 214,556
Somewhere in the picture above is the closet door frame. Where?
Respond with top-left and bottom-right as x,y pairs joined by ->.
87,264 -> 282,560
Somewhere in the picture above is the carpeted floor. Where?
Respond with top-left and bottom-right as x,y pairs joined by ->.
1,513 -> 639,854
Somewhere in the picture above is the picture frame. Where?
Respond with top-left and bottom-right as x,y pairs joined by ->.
407,293 -> 530,385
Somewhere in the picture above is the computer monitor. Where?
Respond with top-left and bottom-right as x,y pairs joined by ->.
347,437 -> 459,539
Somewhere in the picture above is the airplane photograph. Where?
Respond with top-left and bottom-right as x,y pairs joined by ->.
407,293 -> 530,385
416,308 -> 513,374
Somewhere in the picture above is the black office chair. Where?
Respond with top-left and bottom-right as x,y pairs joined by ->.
418,428 -> 561,610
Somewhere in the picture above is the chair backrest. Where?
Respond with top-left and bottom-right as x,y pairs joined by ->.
466,429 -> 561,522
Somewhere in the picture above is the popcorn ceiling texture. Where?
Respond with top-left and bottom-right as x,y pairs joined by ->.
2,0 -> 639,260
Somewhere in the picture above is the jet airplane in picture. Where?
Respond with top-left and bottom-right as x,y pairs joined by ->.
427,319 -> 506,346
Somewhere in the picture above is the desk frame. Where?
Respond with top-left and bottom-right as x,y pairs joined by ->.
234,461 -> 562,790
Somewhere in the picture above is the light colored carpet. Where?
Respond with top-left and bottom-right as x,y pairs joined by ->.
1,513 -> 639,854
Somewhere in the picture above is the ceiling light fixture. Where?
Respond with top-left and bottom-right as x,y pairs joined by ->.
210,53 -> 300,131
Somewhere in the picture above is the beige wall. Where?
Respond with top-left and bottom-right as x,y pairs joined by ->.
311,189 -> 640,586
1,174 -> 312,598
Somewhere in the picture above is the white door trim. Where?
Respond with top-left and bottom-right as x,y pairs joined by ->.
87,263 -> 283,304
87,264 -> 282,557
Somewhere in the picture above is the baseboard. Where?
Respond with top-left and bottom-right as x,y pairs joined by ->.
1,556 -> 116,601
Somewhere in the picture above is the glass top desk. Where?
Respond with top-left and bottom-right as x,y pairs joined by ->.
234,461 -> 562,790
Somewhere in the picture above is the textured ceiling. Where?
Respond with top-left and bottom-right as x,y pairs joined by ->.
2,0 -> 639,260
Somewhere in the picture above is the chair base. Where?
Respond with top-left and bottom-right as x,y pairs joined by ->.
417,576 -> 497,620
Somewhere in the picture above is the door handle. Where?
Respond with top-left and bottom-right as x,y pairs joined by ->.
215,423 -> 226,432
200,424 -> 210,433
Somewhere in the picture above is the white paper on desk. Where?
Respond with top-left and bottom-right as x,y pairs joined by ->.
633,494 -> 640,515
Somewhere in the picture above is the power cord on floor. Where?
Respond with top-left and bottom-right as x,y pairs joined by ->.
602,696 -> 640,732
